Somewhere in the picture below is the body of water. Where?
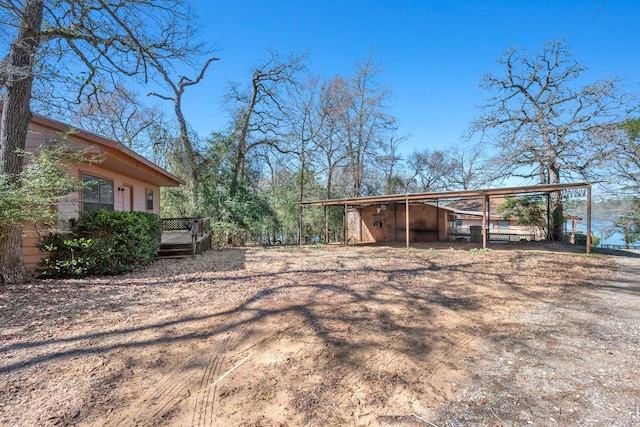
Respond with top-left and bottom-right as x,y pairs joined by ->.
574,223 -> 627,247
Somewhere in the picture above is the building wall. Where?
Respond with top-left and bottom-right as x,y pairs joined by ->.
25,122 -> 161,216
456,217 -> 541,234
68,163 -> 160,215
457,218 -> 520,229
347,203 -> 449,243
22,122 -> 162,271
452,217 -> 545,241
23,225 -> 46,273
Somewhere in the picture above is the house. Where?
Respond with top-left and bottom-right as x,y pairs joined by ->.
444,197 -> 543,242
19,112 -> 182,270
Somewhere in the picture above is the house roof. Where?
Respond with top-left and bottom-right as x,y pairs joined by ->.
5,106 -> 183,187
444,197 -> 511,212
300,182 -> 592,207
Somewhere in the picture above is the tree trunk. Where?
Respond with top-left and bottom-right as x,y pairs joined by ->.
0,226 -> 27,285
298,161 -> 305,246
175,102 -> 199,211
549,192 -> 564,241
230,146 -> 245,198
548,164 -> 564,241
323,205 -> 328,244
324,168 -> 334,243
0,0 -> 44,285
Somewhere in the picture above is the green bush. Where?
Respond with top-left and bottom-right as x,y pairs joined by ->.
210,221 -> 251,247
38,210 -> 162,278
563,233 -> 600,247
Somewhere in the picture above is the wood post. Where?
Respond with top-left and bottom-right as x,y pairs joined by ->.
482,193 -> 488,249
586,185 -> 592,254
546,193 -> 551,241
344,203 -> 348,246
405,197 -> 410,248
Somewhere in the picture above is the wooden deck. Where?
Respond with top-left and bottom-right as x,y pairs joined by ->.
161,232 -> 195,245
158,217 -> 213,258
158,232 -> 212,258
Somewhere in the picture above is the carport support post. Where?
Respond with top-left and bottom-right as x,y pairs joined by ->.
546,193 -> 551,241
298,205 -> 303,246
344,202 -> 348,246
586,185 -> 592,254
405,197 -> 410,248
482,193 -> 488,249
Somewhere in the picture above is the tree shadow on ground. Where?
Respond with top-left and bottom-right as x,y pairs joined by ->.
0,244 -> 626,426
1,255 -> 478,377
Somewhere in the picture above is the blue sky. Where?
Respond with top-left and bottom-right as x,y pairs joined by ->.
178,0 -> 639,155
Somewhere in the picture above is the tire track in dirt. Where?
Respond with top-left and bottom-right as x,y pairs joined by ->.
424,316 -> 482,377
107,306 -> 304,425
106,333 -> 234,426
108,309 -> 287,427
418,332 -> 480,401
116,366 -> 189,426
189,335 -> 230,427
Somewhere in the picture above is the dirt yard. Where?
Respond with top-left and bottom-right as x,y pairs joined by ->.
1,243 -> 639,426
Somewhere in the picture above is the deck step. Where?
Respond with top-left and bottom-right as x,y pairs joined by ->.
157,244 -> 194,258
157,254 -> 192,259
157,250 -> 193,256
157,231 -> 212,259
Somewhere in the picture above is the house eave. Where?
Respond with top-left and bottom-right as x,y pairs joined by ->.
26,111 -> 183,187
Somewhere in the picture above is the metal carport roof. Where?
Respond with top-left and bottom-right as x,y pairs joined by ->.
300,182 -> 594,253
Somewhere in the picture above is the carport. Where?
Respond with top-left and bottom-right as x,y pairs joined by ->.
300,182 -> 594,253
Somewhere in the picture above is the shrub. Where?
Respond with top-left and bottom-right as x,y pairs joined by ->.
0,145 -> 93,230
38,210 -> 162,278
563,233 -> 600,247
211,221 -> 251,247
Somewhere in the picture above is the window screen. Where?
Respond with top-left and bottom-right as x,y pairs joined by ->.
82,174 -> 114,211
146,189 -> 154,211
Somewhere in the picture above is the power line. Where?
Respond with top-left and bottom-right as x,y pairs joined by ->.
591,0 -> 608,24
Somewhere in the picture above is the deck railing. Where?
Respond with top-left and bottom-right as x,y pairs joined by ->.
598,244 -> 640,250
161,217 -> 194,232
161,217 -> 212,256
448,227 -> 536,243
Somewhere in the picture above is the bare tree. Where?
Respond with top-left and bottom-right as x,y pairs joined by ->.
73,83 -> 162,153
316,76 -> 349,242
224,51 -> 306,197
472,39 -> 627,240
405,149 -> 454,192
282,75 -> 323,244
377,130 -> 407,195
316,76 -> 349,195
148,55 -> 219,210
447,141 -> 493,190
611,117 -> 640,191
0,0 -> 207,284
343,52 -> 395,197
